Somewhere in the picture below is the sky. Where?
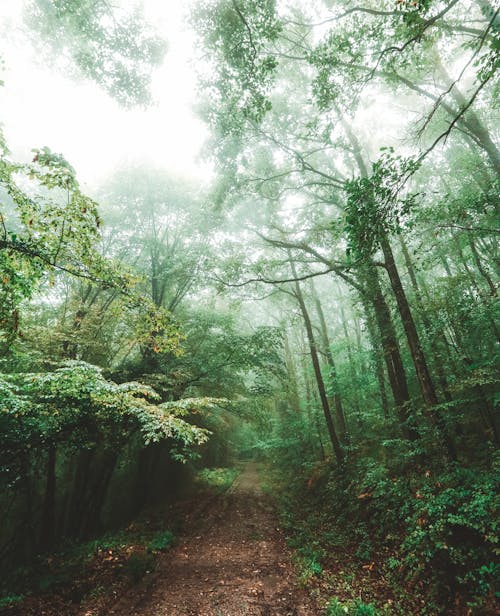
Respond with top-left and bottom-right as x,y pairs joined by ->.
0,0 -> 210,192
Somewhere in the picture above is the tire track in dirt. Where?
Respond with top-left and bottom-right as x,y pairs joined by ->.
107,462 -> 318,616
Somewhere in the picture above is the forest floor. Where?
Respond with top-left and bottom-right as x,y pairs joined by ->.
107,461 -> 318,616
3,463 -> 319,616
6,462 -> 496,616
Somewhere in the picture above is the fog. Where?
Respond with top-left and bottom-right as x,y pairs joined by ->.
0,2 -> 498,613
0,1 -> 210,187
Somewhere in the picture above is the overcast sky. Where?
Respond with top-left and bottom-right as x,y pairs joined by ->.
0,1 -> 210,191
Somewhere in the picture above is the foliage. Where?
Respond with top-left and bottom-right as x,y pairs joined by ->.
0,361 -> 212,468
163,309 -> 285,399
344,149 -> 420,260
25,0 -> 167,106
195,467 -> 239,491
399,465 -> 499,601
147,530 -> 175,553
276,454 -> 499,613
326,598 -> 377,616
195,0 -> 281,132
0,132 -> 186,364
0,136 -> 142,351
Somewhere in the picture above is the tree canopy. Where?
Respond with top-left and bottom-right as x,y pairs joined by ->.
0,1 -> 498,613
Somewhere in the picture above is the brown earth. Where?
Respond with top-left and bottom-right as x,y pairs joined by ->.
106,463 -> 319,616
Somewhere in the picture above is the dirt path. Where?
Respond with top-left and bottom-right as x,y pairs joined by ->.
107,463 -> 318,616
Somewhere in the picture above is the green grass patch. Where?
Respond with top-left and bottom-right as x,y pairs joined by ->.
147,530 -> 175,553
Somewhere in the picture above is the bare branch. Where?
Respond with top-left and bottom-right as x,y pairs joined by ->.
210,267 -> 337,289
417,73 -> 494,164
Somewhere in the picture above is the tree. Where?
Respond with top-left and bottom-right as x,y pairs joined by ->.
24,0 -> 167,106
0,136 -> 132,351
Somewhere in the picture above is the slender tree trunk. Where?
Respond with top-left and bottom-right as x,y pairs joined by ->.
283,328 -> 302,414
301,346 -> 326,459
290,262 -> 344,464
362,267 -> 417,440
467,234 -> 497,296
380,235 -> 456,459
66,449 -> 94,537
382,236 -> 438,406
439,251 -> 453,277
81,452 -> 118,537
455,236 -> 485,295
312,293 -> 349,442
398,235 -> 455,404
19,452 -> 36,560
339,302 -> 363,430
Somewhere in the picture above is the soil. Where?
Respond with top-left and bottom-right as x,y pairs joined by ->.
106,462 -> 318,616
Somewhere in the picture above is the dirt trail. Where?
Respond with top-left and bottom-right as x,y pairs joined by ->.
108,463 -> 318,616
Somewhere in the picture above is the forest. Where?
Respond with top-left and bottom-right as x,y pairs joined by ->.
0,1 -> 498,615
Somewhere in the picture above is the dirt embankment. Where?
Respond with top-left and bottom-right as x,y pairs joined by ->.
107,462 -> 318,616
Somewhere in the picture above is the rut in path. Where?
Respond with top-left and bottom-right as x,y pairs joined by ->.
108,463 -> 318,616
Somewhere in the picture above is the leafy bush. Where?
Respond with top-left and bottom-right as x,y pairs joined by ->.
280,455 -> 498,612
399,466 -> 499,602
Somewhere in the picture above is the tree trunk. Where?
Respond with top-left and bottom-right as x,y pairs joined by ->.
362,266 -> 417,440
283,328 -> 302,414
467,234 -> 497,297
380,235 -> 456,459
312,293 -> 349,442
66,449 -> 94,537
360,294 -> 391,418
290,262 -> 344,464
398,235 -> 455,405
382,236 -> 438,406
81,451 -> 118,537
301,345 -> 326,460
339,302 -> 363,430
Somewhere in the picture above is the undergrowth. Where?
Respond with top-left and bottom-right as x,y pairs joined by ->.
273,452 -> 499,615
195,466 -> 240,492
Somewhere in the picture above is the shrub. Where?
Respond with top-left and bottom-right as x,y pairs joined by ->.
399,466 -> 499,603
